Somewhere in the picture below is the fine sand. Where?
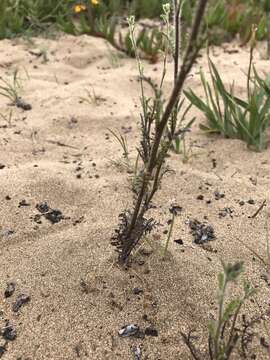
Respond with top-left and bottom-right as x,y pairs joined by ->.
0,33 -> 270,359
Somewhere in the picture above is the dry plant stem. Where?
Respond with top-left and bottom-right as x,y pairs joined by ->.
122,0 -> 208,262
173,0 -> 181,82
163,212 -> 175,259
267,13 -> 270,59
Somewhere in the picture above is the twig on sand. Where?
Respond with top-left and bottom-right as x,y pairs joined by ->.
46,140 -> 79,150
248,200 -> 267,219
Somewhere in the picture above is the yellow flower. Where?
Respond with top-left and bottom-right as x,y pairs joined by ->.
74,4 -> 86,13
90,0 -> 99,5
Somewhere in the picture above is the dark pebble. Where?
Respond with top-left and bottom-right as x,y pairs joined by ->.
247,199 -> 255,205
0,164 -> 5,170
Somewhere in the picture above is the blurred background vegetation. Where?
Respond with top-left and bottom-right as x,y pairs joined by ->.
0,0 -> 269,46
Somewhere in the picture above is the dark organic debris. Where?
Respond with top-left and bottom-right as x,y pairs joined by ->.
169,204 -> 183,216
219,207 -> 233,218
212,158 -> 217,168
4,282 -> 15,298
247,199 -> 255,205
35,202 -> 65,224
32,214 -> 42,224
1,229 -> 14,237
12,294 -> 30,312
260,337 -> 270,349
214,190 -> 225,200
133,287 -> 143,295
111,210 -> 157,263
189,219 -> 215,244
248,200 -> 266,219
118,324 -> 140,338
15,97 -> 32,111
18,199 -> 30,207
36,202 -> 50,213
44,210 -> 64,224
132,345 -> 142,360
0,345 -> 6,358
174,238 -> 184,245
145,327 -> 158,337
0,164 -> 5,170
2,324 -> 17,341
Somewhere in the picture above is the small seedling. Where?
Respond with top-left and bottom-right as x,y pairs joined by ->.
0,69 -> 31,110
0,109 -> 13,127
182,261 -> 256,359
0,69 -> 22,104
79,86 -> 105,106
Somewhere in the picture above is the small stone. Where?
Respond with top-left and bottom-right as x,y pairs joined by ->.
0,164 -> 5,170
118,324 -> 140,338
197,195 -> 204,200
247,199 -> 255,205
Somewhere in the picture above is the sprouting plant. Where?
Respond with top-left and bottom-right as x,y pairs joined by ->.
0,109 -> 13,127
79,86 -> 105,106
162,203 -> 182,259
108,128 -> 133,173
0,69 -> 32,110
0,69 -> 22,104
111,0 -> 208,264
184,30 -> 270,151
182,261 -> 256,360
208,262 -> 255,359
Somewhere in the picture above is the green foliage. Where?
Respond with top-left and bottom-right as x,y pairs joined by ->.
208,261 -> 255,360
0,69 -> 22,103
184,54 -> 270,151
182,261 -> 256,360
0,0 -> 269,44
0,0 -> 75,39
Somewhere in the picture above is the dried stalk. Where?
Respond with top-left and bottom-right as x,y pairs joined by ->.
113,0 -> 208,264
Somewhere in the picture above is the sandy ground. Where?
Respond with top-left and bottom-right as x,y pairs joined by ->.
0,33 -> 270,360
